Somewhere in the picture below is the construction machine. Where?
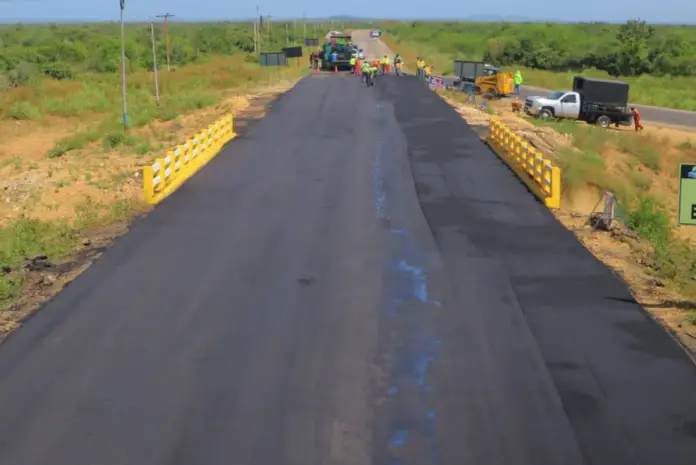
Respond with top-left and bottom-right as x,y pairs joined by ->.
453,61 -> 514,98
319,32 -> 353,71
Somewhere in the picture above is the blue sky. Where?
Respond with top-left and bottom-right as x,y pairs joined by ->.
0,0 -> 694,24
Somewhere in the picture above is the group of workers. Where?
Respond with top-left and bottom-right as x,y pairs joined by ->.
342,54 -> 406,86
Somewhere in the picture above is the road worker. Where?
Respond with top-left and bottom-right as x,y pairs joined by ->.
381,55 -> 391,74
349,55 -> 356,75
423,62 -> 432,83
514,70 -> 523,93
416,57 -> 425,79
632,107 -> 644,131
394,54 -> 403,76
362,61 -> 376,87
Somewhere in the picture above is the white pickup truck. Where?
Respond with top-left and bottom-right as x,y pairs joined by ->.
524,77 -> 633,128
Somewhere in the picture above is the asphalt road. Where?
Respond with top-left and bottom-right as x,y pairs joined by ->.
1,59 -> 696,464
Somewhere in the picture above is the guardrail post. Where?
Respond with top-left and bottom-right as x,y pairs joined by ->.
548,166 -> 562,209
535,153 -> 544,184
198,130 -> 208,164
143,166 -> 155,204
207,126 -> 214,159
182,140 -> 192,173
156,156 -> 167,192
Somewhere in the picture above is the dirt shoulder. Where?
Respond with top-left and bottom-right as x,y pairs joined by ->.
439,90 -> 696,355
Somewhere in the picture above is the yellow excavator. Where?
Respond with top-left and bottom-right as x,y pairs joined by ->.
455,61 -> 514,98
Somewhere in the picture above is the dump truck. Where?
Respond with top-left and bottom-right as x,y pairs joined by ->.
453,60 -> 514,98
319,32 -> 353,70
524,77 -> 633,128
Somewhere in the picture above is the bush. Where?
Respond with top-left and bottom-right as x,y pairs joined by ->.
8,101 -> 42,120
626,197 -> 670,249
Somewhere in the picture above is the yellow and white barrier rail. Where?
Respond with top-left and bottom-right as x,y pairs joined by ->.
143,114 -> 235,205
488,119 -> 561,209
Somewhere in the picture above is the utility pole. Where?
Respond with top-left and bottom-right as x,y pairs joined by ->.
156,13 -> 175,71
303,11 -> 307,39
268,15 -> 272,44
119,0 -> 128,130
150,19 -> 160,105
285,22 -> 289,45
256,5 -> 260,52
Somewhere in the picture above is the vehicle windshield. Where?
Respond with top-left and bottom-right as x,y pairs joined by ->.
547,91 -> 566,100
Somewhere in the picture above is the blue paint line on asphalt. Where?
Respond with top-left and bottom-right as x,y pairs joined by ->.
425,410 -> 444,465
396,259 -> 428,303
390,430 -> 409,447
372,106 -> 443,465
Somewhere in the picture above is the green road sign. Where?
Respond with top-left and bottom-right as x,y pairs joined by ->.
678,163 -> 696,225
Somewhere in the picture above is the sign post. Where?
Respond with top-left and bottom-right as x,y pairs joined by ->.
678,163 -> 696,225
429,75 -> 445,88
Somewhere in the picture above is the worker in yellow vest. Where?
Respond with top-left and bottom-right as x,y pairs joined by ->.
380,55 -> 391,75
416,58 -> 425,79
423,63 -> 432,83
349,56 -> 356,75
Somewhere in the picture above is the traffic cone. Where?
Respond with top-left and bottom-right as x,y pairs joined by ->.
355,61 -> 361,76
334,64 -> 337,73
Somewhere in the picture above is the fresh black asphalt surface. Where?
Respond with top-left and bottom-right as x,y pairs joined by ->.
1,73 -> 696,465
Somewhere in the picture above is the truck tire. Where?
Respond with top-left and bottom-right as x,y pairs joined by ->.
473,86 -> 482,95
596,115 -> 611,128
538,108 -> 553,120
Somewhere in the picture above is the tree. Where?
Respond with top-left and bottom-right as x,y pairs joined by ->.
614,19 -> 654,75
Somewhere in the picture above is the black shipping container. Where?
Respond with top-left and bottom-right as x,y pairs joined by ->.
283,46 -> 303,58
453,61 -> 486,81
573,77 -> 629,107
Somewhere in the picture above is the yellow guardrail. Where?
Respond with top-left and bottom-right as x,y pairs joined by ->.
487,119 -> 561,209
143,114 -> 235,205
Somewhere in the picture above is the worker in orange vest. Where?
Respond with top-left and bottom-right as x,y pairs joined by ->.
632,107 -> 644,131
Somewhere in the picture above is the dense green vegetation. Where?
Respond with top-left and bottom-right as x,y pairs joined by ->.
0,21 -> 318,89
384,20 -> 696,77
383,20 -> 696,109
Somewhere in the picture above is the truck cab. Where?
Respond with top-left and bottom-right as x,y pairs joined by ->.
525,77 -> 633,128
525,91 -> 581,119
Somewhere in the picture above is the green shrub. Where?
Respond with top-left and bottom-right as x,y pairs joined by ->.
8,101 -> 41,120
616,133 -> 660,171
626,197 -> 670,248
557,147 -> 609,192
